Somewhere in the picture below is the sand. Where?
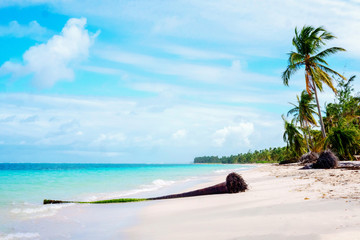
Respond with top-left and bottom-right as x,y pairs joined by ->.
125,164 -> 360,240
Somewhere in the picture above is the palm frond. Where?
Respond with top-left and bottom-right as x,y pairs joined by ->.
317,63 -> 346,80
289,52 -> 304,64
313,47 -> 346,60
319,30 -> 336,41
309,56 -> 328,65
308,67 -> 324,92
287,105 -> 299,117
315,66 -> 337,93
282,62 -> 303,86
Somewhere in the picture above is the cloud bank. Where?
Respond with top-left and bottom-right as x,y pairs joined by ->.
0,18 -> 96,88
0,20 -> 48,40
0,93 -> 283,162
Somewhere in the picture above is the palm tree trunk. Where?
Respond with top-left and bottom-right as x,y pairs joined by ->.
312,79 -> 327,139
306,121 -> 313,148
301,121 -> 310,152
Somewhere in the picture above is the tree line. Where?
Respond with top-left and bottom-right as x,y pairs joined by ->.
194,147 -> 289,164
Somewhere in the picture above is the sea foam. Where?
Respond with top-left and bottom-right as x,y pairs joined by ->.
10,203 -> 74,219
0,232 -> 40,240
84,178 -> 177,201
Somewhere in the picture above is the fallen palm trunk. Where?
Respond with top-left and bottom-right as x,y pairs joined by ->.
43,172 -> 247,205
43,198 -> 147,204
148,171 -> 247,200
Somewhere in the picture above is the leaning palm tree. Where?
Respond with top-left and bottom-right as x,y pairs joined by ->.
288,90 -> 318,151
282,25 -> 346,138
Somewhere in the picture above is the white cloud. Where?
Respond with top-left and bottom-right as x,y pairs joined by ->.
62,150 -> 124,157
159,44 -> 235,60
0,20 -> 48,40
213,122 -> 254,147
2,0 -> 354,162
97,49 -> 227,83
97,48 -> 278,85
4,1 -> 360,58
0,0 -> 54,7
94,133 -> 127,145
0,18 -> 97,88
152,16 -> 183,34
172,129 -> 187,139
79,65 -> 126,76
0,93 -> 283,162
76,131 -> 83,136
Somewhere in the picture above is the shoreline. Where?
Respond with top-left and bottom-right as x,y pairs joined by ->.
125,164 -> 360,240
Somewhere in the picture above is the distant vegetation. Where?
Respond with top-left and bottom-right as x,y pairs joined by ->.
194,147 -> 289,164
194,26 -> 359,164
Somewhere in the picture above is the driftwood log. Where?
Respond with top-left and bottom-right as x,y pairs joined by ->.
44,172 -> 248,205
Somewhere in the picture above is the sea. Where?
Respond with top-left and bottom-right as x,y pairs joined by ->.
0,163 -> 253,239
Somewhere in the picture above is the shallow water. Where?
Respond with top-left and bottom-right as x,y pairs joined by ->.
0,163 -> 252,239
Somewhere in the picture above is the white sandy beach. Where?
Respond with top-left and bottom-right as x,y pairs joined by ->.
125,165 -> 360,240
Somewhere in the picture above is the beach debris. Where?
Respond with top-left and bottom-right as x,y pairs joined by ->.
312,150 -> 339,169
301,164 -> 313,169
43,198 -> 147,204
44,172 -> 248,205
279,159 -> 298,165
300,152 -> 319,165
337,162 -> 360,170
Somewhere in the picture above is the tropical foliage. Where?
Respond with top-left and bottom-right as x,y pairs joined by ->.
322,76 -> 360,159
284,73 -> 360,160
194,25 -> 359,164
282,25 -> 346,138
281,26 -> 359,161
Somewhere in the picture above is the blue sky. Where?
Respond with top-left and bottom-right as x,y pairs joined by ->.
0,0 -> 359,163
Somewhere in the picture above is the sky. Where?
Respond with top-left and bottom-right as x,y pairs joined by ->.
0,0 -> 359,163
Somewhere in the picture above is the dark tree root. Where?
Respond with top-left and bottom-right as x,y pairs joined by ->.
313,150 -> 339,169
149,172 -> 248,200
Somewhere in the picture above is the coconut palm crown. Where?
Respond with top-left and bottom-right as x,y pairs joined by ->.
282,25 -> 346,138
288,90 -> 318,126
287,90 -> 318,151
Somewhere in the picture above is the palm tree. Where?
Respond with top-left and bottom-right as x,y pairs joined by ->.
282,25 -> 346,139
287,90 -> 318,151
282,115 -> 305,156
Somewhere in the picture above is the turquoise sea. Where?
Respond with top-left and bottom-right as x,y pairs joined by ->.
0,163 -> 253,239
